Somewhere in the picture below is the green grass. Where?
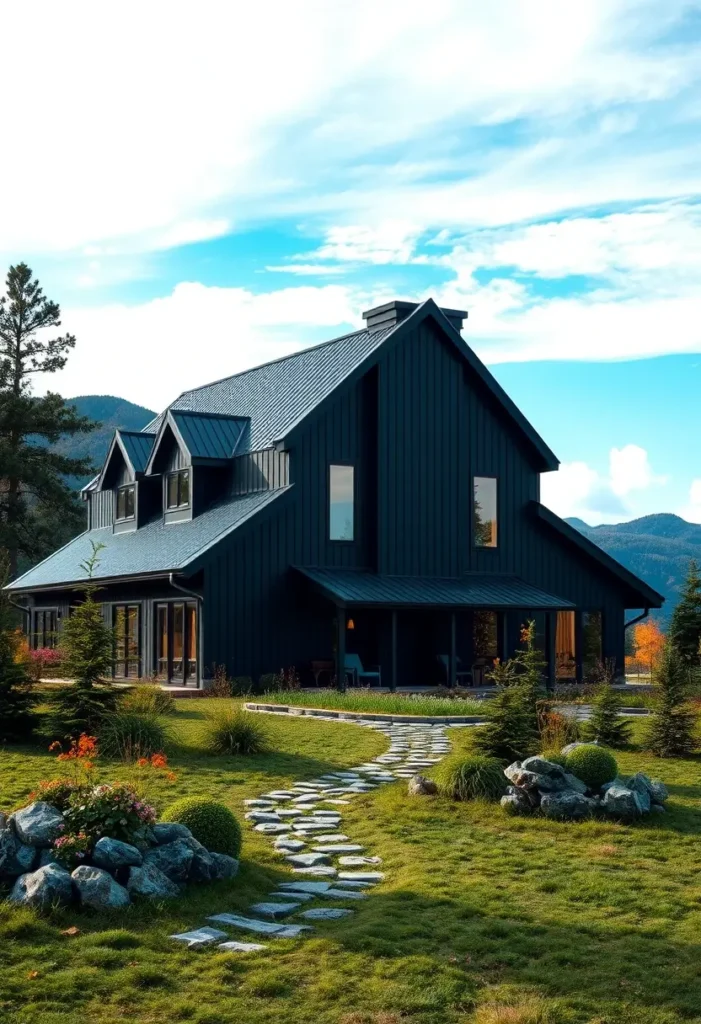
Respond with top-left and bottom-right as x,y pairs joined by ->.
259,688 -> 488,717
2,702 -> 701,1023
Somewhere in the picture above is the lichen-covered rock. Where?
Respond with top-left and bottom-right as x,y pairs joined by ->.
143,838 -> 194,882
210,852 -> 240,881
72,865 -> 130,909
92,837 -> 143,872
152,822 -> 193,845
540,789 -> 593,820
9,863 -> 74,908
602,785 -> 644,819
13,803 -> 65,848
504,765 -> 566,793
521,756 -> 567,779
601,777 -> 629,793
500,789 -> 532,815
127,861 -> 180,899
407,775 -> 438,796
0,829 -> 36,877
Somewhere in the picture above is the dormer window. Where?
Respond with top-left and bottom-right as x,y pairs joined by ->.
116,484 -> 136,522
167,469 -> 190,510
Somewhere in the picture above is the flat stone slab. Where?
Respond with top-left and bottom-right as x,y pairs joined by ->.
249,901 -> 300,918
334,879 -> 375,889
218,941 -> 267,952
312,844 -> 365,854
338,856 -> 383,866
279,881 -> 333,893
274,838 -> 306,853
264,791 -> 296,800
292,794 -> 320,804
276,809 -> 308,818
207,914 -> 311,937
322,799 -> 350,805
245,811 -> 282,823
338,871 -> 384,882
285,853 -> 331,867
270,890 -> 314,901
291,866 -> 337,877
292,822 -> 337,832
311,834 -> 349,843
301,908 -> 354,920
319,888 -> 369,900
254,823 -> 291,834
244,799 -> 276,808
171,927 -> 228,948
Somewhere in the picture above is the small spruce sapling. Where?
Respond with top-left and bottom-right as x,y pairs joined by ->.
646,640 -> 696,757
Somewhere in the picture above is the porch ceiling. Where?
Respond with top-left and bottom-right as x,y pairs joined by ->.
295,567 -> 575,610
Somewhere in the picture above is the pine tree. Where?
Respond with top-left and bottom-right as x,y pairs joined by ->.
0,556 -> 35,740
646,640 -> 696,757
0,263 -> 95,576
474,683 -> 539,763
585,684 -> 631,748
669,560 -> 701,666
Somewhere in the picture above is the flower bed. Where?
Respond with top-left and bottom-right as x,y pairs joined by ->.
260,688 -> 487,717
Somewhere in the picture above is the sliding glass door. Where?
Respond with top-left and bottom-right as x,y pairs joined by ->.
155,601 -> 198,685
113,604 -> 141,678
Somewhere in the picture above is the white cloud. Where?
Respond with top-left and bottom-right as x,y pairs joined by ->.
609,444 -> 667,495
678,479 -> 701,524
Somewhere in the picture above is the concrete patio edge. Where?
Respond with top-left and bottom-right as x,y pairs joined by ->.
244,701 -> 488,726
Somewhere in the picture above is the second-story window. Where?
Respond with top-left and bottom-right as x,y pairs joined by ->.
329,464 -> 354,541
167,469 -> 190,510
116,484 -> 136,521
473,476 -> 497,548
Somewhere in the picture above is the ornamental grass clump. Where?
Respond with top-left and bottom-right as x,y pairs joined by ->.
161,796 -> 242,857
564,744 -> 618,790
120,685 -> 177,717
98,710 -> 171,761
202,707 -> 266,756
434,753 -> 506,802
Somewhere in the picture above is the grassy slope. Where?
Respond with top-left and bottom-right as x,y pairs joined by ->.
1,703 -> 701,1024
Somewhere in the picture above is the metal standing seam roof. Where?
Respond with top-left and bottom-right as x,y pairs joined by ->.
118,430 -> 155,475
295,567 -> 575,609
169,411 -> 249,461
6,489 -> 289,591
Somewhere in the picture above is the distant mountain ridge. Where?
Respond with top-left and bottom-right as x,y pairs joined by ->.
60,395 -> 156,487
565,513 -> 701,623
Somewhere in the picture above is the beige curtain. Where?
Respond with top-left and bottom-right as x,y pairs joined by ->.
555,611 -> 576,679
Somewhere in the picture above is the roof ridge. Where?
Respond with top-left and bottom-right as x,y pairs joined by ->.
170,409 -> 250,422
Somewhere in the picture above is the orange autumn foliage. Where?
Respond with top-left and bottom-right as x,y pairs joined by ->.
626,619 -> 665,675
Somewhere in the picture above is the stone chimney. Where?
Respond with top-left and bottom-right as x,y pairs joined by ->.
361,299 -> 467,334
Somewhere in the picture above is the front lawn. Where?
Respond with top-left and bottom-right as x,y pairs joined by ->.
258,688 -> 488,717
2,703 -> 701,1024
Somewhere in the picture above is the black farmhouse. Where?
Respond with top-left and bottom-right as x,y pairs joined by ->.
6,299 -> 663,689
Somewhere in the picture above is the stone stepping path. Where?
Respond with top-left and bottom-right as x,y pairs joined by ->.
172,716 -> 458,952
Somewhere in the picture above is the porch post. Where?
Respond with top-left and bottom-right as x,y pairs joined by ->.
546,611 -> 557,691
450,611 -> 457,688
391,610 -> 398,692
499,611 -> 510,662
336,605 -> 346,692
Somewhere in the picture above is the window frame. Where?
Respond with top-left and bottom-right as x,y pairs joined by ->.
473,475 -> 498,549
165,469 -> 191,511
32,607 -> 58,650
328,463 -> 355,543
115,483 -> 136,522
154,600 -> 198,685
112,603 -> 141,679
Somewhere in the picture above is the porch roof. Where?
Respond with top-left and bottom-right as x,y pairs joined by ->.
295,567 -> 575,610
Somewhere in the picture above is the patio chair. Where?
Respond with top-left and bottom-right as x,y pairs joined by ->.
437,654 -> 473,687
345,653 -> 382,688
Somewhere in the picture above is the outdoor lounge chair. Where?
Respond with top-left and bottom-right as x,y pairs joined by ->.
437,654 -> 473,687
344,654 -> 382,687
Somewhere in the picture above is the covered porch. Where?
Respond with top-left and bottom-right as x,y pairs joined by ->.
296,568 -> 579,691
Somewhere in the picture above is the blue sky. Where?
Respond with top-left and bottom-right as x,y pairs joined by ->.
1,1 -> 701,525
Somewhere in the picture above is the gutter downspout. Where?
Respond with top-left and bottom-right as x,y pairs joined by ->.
624,608 -> 649,631
169,573 -> 204,689
6,595 -> 30,626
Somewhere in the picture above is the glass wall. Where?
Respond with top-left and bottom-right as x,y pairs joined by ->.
329,465 -> 354,541
33,608 -> 58,649
473,477 -> 497,547
555,610 -> 576,679
154,601 -> 198,684
113,604 -> 140,678
473,610 -> 499,660
582,611 -> 603,679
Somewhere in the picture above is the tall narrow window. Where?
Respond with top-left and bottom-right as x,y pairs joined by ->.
172,603 -> 184,677
116,484 -> 136,521
113,604 -> 141,678
329,465 -> 354,541
473,610 -> 498,659
157,604 -> 168,678
473,477 -> 497,548
154,601 -> 198,684
166,469 -> 190,510
582,611 -> 603,679
186,603 -> 197,681
555,610 -> 576,679
33,609 -> 58,649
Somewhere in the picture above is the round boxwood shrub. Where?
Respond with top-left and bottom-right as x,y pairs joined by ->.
434,753 -> 506,802
161,797 -> 242,857
564,744 -> 618,790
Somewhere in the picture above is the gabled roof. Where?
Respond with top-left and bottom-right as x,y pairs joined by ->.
532,502 -> 665,607
296,566 -> 574,610
95,429 -> 155,489
6,489 -> 289,592
144,410 -> 249,473
147,300 -> 557,471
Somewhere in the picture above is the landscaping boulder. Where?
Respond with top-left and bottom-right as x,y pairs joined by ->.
504,763 -> 566,793
407,775 -> 438,796
540,790 -> 593,820
521,756 -> 568,780
626,775 -> 652,813
561,741 -> 597,756
563,773 -> 588,795
127,861 -> 180,899
143,838 -> 194,883
602,786 -> 644,819
13,802 -> 65,848
9,863 -> 74,908
182,836 -> 215,883
0,829 -> 36,878
72,865 -> 131,909
92,837 -> 143,872
209,852 -> 240,881
38,848 -> 60,868
152,822 -> 193,845
500,788 -> 533,815
650,780 -> 669,805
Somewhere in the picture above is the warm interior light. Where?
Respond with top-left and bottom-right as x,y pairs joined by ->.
346,618 -> 355,630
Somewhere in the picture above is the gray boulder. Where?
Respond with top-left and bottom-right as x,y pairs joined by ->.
210,853 -> 240,880
143,838 -> 194,882
650,803 -> 666,814
563,773 -> 588,795
182,836 -> 215,883
561,741 -> 597,756
650,779 -> 669,804
92,837 -> 143,872
521,756 -> 568,779
127,861 -> 180,899
626,775 -> 652,813
500,789 -> 532,815
38,848 -> 60,868
152,822 -> 193,845
72,865 -> 131,909
13,802 -> 65,848
601,776 -> 629,794
9,863 -> 74,908
504,764 -> 566,793
602,785 -> 644,819
540,790 -> 593,820
0,828 -> 36,877
407,775 -> 438,796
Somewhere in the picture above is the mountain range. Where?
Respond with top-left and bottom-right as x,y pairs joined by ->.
58,396 -> 698,623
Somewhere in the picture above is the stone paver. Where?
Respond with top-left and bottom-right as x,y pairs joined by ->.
171,927 -> 229,948
218,940 -> 267,952
301,908 -> 353,920
249,901 -> 300,918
